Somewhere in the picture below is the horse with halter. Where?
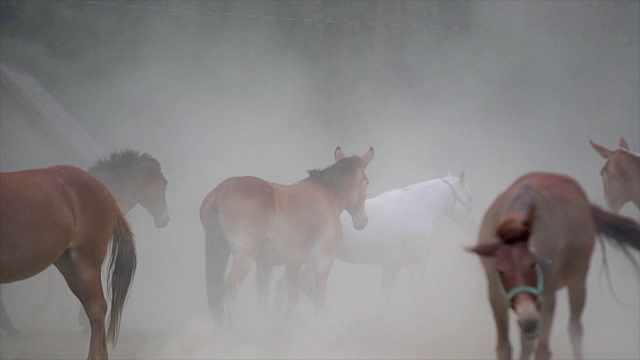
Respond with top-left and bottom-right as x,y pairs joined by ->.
272,172 -> 472,307
1,149 -> 169,335
467,172 -> 640,360
200,147 -> 374,327
589,137 -> 640,213
0,166 -> 137,360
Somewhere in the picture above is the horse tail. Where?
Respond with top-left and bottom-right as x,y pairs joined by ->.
106,211 -> 137,345
204,205 -> 230,325
591,205 -> 640,277
591,205 -> 640,252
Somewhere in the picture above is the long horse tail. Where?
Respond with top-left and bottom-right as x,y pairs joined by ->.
591,204 -> 640,276
591,205 -> 640,252
204,205 -> 230,325
106,211 -> 137,345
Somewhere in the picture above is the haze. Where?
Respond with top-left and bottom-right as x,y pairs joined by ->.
1,1 -> 638,359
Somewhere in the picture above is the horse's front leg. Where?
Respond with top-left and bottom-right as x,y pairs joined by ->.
255,263 -> 272,311
285,263 -> 302,315
314,255 -> 335,309
489,285 -> 512,360
533,291 -> 556,360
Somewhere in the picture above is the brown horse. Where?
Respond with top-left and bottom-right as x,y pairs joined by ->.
200,146 -> 374,326
88,149 -> 169,227
1,149 -> 169,335
467,172 -> 640,360
589,137 -> 640,213
0,165 -> 137,360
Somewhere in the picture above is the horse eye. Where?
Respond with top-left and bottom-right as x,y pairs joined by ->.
530,263 -> 536,269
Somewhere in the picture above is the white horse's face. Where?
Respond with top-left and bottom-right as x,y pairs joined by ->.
443,172 -> 472,224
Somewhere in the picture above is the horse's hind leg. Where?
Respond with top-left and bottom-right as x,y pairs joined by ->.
0,296 -> 21,336
381,265 -> 400,307
567,279 -> 586,360
225,254 -> 253,326
256,263 -> 272,311
54,249 -> 108,360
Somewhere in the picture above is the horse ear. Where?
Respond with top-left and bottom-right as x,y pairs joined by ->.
360,147 -> 374,167
466,242 -> 500,258
459,171 -> 466,185
619,137 -> 629,150
589,140 -> 613,159
335,147 -> 345,162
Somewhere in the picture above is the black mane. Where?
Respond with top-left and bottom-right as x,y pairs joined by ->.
307,156 -> 363,189
88,149 -> 160,188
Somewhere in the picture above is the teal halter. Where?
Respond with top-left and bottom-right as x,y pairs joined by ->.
496,263 -> 544,304
496,245 -> 551,306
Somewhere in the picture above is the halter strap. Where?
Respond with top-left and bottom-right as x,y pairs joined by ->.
441,178 -> 471,212
496,263 -> 544,303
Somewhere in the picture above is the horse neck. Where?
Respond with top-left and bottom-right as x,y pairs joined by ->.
624,155 -> 640,207
303,175 -> 353,212
92,169 -> 142,214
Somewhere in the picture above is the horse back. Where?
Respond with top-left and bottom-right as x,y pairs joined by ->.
0,165 -> 119,282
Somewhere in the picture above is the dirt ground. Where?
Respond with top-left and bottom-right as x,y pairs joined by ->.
1,222 -> 638,360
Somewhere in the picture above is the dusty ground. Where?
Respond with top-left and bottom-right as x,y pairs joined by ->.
1,221 -> 638,360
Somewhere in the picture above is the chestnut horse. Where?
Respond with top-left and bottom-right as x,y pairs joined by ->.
200,147 -> 374,326
0,165 -> 137,360
468,172 -> 640,360
1,149 -> 169,335
589,137 -> 640,213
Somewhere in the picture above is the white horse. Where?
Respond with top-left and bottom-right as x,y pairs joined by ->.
266,172 -> 472,308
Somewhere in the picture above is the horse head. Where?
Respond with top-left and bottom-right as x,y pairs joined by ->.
467,212 -> 545,340
334,146 -> 374,230
137,161 -> 169,228
442,171 -> 472,223
589,137 -> 637,213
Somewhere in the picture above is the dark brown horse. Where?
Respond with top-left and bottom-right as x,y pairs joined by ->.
200,146 -> 374,326
468,172 -> 640,360
0,165 -> 137,360
590,137 -> 640,213
1,149 -> 169,335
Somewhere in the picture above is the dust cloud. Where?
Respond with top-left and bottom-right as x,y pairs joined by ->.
1,1 -> 638,359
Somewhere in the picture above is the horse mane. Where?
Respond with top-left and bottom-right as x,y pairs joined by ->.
307,156 -> 363,189
88,149 -> 160,189
496,183 -> 537,243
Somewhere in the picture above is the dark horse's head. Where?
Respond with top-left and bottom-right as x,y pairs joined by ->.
89,149 -> 169,228
467,211 -> 545,340
308,147 -> 374,230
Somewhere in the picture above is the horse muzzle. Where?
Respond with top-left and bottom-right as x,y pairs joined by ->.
351,210 -> 368,230
154,212 -> 170,228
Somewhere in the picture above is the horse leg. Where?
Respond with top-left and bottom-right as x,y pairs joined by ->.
299,263 -> 317,300
0,296 -> 21,336
274,269 -> 287,313
381,265 -> 400,307
256,263 -> 272,311
314,256 -> 335,309
54,249 -> 108,360
533,292 -> 556,360
285,263 -> 302,316
489,287 -> 512,360
567,280 -> 587,360
225,254 -> 253,326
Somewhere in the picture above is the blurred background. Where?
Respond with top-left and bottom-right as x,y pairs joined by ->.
0,1 -> 638,359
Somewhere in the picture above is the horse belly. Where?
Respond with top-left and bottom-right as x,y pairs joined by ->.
0,198 -> 72,283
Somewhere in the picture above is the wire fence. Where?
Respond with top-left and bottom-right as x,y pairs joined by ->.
81,0 -> 640,37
